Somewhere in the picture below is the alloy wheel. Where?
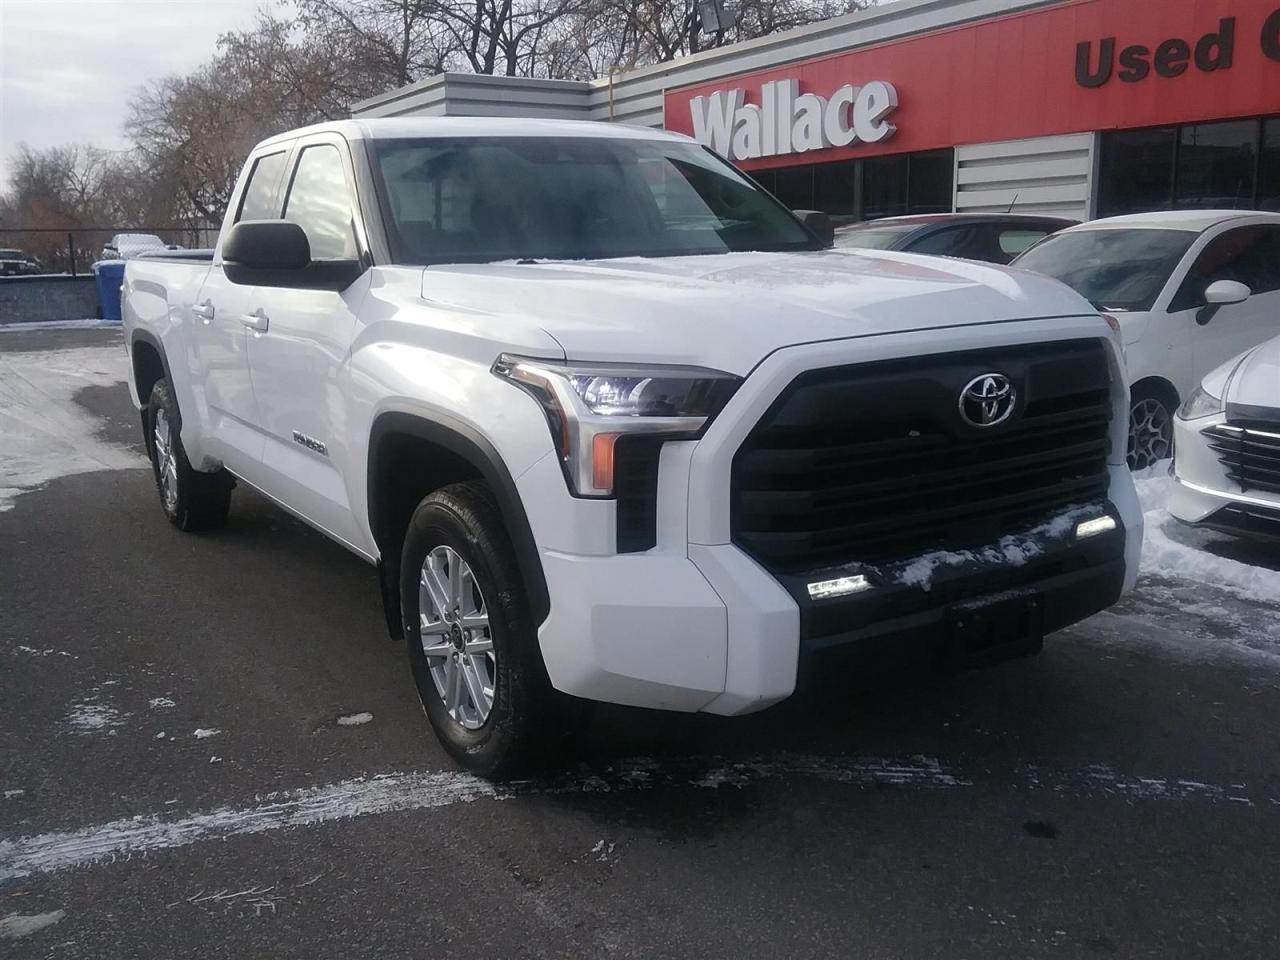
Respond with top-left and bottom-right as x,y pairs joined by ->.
418,545 -> 496,730
1128,397 -> 1172,471
153,407 -> 179,511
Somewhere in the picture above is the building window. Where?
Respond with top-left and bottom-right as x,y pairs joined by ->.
861,154 -> 909,219
905,150 -> 954,215
1259,119 -> 1280,212
1097,127 -> 1177,217
1098,117 -> 1276,217
813,160 -> 856,217
1175,121 -> 1257,210
773,165 -> 815,210
747,148 -> 954,221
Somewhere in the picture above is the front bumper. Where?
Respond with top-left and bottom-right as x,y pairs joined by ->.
1170,412 -> 1280,539
520,323 -> 1141,716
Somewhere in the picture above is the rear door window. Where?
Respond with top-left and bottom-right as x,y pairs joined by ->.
997,229 -> 1052,260
909,226 -> 980,257
236,151 -> 288,222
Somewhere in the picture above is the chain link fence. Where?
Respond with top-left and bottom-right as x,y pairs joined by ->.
0,226 -> 218,277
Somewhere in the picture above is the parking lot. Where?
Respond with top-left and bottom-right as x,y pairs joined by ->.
2,326 -> 1279,958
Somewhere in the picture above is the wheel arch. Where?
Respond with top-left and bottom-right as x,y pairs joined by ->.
1130,376 -> 1180,411
367,411 -> 550,633
129,329 -> 173,440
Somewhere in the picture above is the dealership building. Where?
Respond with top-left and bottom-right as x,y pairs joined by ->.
352,0 -> 1280,222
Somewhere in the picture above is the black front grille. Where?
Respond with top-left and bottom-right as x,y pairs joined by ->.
1203,421 -> 1280,495
732,339 -> 1113,574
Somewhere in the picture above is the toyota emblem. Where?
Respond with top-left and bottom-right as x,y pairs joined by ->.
959,373 -> 1016,427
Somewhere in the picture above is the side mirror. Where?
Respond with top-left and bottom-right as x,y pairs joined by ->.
1204,279 -> 1251,305
793,209 -> 834,246
1197,279 -> 1251,326
222,219 -> 363,291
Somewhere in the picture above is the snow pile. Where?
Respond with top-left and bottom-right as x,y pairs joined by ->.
193,728 -> 221,739
1135,467 -> 1280,604
336,712 -> 373,726
0,345 -> 144,511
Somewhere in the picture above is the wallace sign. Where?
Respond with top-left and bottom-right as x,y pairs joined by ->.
689,80 -> 899,161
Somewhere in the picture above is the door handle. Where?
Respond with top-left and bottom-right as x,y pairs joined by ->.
192,300 -> 215,323
240,309 -> 270,334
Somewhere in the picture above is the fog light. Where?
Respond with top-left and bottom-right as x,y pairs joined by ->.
807,575 -> 872,600
1075,516 -> 1117,539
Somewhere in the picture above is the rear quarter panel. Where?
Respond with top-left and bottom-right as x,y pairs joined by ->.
122,258 -> 211,455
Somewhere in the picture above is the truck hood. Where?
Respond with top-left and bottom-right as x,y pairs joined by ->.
1225,334 -> 1280,410
420,250 -> 1097,375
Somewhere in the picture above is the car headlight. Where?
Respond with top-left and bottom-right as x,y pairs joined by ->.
493,354 -> 741,497
1179,380 -> 1223,420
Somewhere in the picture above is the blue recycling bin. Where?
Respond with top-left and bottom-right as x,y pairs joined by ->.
92,259 -> 126,322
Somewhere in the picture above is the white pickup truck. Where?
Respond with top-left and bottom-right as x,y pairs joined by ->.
124,118 -> 1142,777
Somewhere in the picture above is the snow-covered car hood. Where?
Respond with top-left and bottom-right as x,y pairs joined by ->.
419,250 -> 1098,375
1224,334 -> 1280,410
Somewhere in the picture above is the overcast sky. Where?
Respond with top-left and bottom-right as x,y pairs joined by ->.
0,0 -> 270,183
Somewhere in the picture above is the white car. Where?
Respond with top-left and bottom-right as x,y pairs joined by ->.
123,118 -> 1141,777
1170,334 -> 1280,541
1013,211 -> 1280,470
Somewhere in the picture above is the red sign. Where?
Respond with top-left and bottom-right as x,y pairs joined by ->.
663,0 -> 1280,170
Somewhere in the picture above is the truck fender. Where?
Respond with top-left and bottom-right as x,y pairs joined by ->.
367,411 -> 551,634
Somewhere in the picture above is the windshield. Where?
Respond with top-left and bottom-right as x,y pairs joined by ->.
0,250 -> 24,259
832,223 -> 918,250
371,136 -> 819,265
1013,228 -> 1196,311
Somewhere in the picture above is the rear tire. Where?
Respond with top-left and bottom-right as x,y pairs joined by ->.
146,379 -> 233,531
400,481 -> 578,779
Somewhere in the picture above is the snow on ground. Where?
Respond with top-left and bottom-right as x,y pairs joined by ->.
64,698 -> 127,734
1133,465 -> 1280,604
0,345 -> 144,510
0,910 -> 66,940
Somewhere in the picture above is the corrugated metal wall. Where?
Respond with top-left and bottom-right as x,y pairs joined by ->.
953,134 -> 1097,220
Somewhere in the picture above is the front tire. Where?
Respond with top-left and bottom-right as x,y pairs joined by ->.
400,481 -> 571,779
146,379 -> 233,531
1127,385 -> 1175,472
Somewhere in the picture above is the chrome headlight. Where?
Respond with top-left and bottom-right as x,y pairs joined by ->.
493,355 -> 740,497
1179,380 -> 1223,420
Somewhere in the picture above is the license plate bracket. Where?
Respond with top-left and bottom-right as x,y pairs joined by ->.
945,589 -> 1044,669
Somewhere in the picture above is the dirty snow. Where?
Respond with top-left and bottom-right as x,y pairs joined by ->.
896,504 -> 1100,591
193,728 -> 221,739
0,345 -> 144,510
65,699 -> 126,733
149,697 -> 176,709
336,712 -> 373,726
0,910 -> 66,940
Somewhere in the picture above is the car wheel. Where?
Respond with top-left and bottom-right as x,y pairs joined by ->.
146,379 -> 233,530
400,481 -> 578,779
1127,387 -> 1175,472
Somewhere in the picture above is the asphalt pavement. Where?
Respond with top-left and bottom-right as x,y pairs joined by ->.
2,328 -> 1278,958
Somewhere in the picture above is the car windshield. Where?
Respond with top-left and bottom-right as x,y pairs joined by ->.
0,250 -> 24,259
371,136 -> 820,265
1013,228 -> 1197,311
832,223 -> 919,250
